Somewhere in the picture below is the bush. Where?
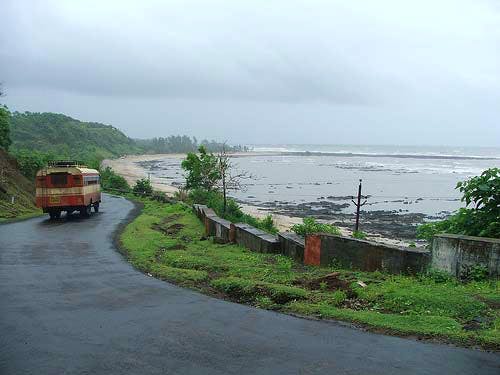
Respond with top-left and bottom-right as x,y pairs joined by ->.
100,166 -> 130,192
352,230 -> 367,240
291,217 -> 341,237
133,178 -> 153,196
417,168 -> 500,240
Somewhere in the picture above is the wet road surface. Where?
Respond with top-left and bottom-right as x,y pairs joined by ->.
1,194 -> 499,374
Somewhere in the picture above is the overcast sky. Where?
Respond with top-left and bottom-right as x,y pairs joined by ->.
1,0 -> 499,146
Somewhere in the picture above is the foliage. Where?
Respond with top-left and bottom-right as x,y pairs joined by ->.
188,188 -> 278,234
417,168 -> 500,240
9,149 -> 55,178
0,106 -> 11,151
181,146 -> 220,190
352,230 -> 367,240
136,136 -> 247,154
120,198 -> 500,349
133,178 -> 153,196
291,217 -> 341,237
423,269 -> 454,283
100,166 -> 130,192
462,265 -> 489,282
9,111 -> 140,161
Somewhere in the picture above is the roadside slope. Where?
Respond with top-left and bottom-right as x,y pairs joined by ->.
0,149 -> 39,220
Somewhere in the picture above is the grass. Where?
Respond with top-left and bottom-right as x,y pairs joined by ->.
120,197 -> 500,350
0,209 -> 43,223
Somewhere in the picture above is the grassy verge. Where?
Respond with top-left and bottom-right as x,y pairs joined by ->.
120,198 -> 500,351
0,209 -> 43,223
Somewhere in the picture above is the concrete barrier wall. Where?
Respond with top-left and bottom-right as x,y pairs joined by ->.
192,205 -> 496,277
234,223 -> 280,254
304,233 -> 430,274
278,232 -> 305,262
206,215 -> 232,243
431,234 -> 500,278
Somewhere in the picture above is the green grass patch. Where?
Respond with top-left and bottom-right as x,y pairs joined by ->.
120,197 -> 500,350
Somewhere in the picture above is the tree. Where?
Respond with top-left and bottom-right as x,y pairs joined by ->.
181,145 -> 220,190
0,84 -> 11,151
133,178 -> 153,196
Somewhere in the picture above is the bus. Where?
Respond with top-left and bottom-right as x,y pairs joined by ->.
36,160 -> 101,219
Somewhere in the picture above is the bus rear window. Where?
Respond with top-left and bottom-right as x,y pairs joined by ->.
50,173 -> 68,186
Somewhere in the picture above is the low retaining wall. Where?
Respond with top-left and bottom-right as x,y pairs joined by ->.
205,215 -> 232,243
278,232 -> 305,262
193,205 -> 500,277
431,234 -> 500,278
193,204 -> 279,251
234,223 -> 280,254
304,233 -> 430,274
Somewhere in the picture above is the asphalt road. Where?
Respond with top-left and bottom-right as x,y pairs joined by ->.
1,194 -> 499,375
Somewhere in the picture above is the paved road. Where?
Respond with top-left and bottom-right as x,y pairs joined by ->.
1,194 -> 499,375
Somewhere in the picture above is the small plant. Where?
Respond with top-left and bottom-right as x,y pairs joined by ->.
151,190 -> 170,203
133,178 -> 153,196
408,242 -> 416,248
352,230 -> 367,240
423,269 -> 454,284
174,188 -> 189,202
291,217 -> 341,237
462,265 -> 489,282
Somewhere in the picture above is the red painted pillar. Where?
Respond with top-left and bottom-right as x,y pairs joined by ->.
304,234 -> 321,266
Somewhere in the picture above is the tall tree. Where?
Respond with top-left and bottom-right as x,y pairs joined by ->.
0,84 -> 11,151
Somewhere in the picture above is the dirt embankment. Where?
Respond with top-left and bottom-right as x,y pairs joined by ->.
0,149 -> 39,219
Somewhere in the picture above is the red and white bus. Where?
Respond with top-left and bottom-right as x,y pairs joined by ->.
36,161 -> 101,219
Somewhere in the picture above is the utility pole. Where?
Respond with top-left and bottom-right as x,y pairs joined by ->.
351,179 -> 367,232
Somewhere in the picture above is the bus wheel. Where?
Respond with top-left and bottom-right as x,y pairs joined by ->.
49,210 -> 61,220
93,202 -> 99,213
80,205 -> 91,217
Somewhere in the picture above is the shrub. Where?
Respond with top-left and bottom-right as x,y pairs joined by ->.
291,217 -> 341,237
352,230 -> 367,240
100,166 -> 130,192
462,265 -> 489,282
417,168 -> 500,240
133,178 -> 153,196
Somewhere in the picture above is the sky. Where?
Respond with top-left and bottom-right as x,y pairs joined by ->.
1,0 -> 500,147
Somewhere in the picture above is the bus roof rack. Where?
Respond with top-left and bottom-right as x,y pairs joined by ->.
47,160 -> 87,168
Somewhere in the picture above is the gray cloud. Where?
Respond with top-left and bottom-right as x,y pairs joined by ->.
1,0 -> 499,146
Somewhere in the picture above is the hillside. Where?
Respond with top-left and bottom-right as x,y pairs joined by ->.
9,112 -> 141,161
0,149 -> 40,220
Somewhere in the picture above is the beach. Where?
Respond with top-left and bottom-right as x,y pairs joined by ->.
104,146 -> 498,246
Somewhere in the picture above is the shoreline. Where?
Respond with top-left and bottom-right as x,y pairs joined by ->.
104,154 -> 425,247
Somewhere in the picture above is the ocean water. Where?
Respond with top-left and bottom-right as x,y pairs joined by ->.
147,145 -> 500,217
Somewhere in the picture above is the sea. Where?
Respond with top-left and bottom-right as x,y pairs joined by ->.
146,144 -> 500,217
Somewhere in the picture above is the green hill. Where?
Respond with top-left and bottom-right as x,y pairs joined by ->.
9,112 -> 141,161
